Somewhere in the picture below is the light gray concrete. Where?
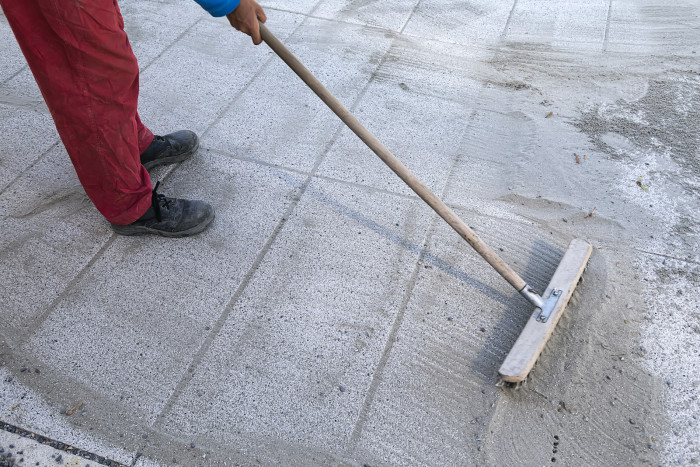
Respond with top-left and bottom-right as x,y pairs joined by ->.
1,0 -> 698,465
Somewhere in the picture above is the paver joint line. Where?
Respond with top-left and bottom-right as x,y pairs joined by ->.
398,0 -> 423,35
604,0 -> 614,52
347,106 -> 477,453
501,0 -> 520,41
0,140 -> 61,198
18,234 -> 117,345
153,8 -> 403,427
0,64 -> 27,86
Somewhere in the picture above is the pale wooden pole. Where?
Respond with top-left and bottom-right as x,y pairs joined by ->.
259,23 -> 528,293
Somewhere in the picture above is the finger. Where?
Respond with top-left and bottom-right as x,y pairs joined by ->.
257,7 -> 267,23
250,20 -> 262,44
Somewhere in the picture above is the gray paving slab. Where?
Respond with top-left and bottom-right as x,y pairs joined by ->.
0,367 -> 136,464
1,1 -> 699,465
317,78 -> 472,197
120,0 -> 207,69
0,104 -> 58,193
365,35 -> 490,111
203,16 -> 395,173
504,0 -> 610,51
313,0 -> 420,32
0,145 -> 110,336
158,177 -> 434,455
0,67 -> 46,110
402,0 -> 515,44
352,210 -> 569,466
0,14 -> 25,83
22,152 -> 304,423
606,0 -> 700,55
261,0 -> 320,15
137,12 -> 298,137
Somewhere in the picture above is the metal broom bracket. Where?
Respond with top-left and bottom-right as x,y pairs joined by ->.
519,286 -> 564,323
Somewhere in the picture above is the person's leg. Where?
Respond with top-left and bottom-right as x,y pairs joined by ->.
1,0 -> 151,225
135,112 -> 155,155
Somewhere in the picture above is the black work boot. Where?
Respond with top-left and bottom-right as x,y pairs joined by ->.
140,130 -> 200,170
111,182 -> 215,237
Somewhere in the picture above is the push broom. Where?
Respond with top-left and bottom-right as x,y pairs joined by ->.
258,23 -> 592,383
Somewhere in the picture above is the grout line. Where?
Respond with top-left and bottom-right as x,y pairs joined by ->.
151,172 -> 305,429
500,0 -> 519,41
345,214 -> 437,453
205,146 -> 312,177
603,0 -> 614,52
153,7 -> 403,426
399,0 -> 423,35
0,64 -> 27,86
346,103 -> 478,454
0,140 -> 60,198
137,15 -> 206,74
17,234 -> 118,345
198,55 -> 276,140
630,247 -> 700,266
204,145 -> 558,235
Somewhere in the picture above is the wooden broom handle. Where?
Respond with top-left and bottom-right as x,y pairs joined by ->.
259,23 -> 528,293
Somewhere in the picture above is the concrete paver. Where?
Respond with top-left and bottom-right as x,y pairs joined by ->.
204,16 -> 395,173
313,0 -> 421,32
0,146 -> 110,335
505,0 -> 610,51
403,0 -> 515,44
1,0 -> 699,465
24,153 -> 305,423
317,78 -> 473,197
159,178 -> 435,453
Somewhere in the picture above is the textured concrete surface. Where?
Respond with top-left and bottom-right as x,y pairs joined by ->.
1,0 -> 699,465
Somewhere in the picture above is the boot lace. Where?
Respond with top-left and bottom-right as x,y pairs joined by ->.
151,181 -> 172,222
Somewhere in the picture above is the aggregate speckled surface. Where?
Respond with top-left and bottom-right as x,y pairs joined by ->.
1,0 -> 698,465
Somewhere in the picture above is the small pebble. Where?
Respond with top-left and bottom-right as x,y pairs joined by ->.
447,317 -> 453,321
562,218 -> 568,223
339,385 -> 346,393
480,327 -> 486,332
142,434 -> 148,439
629,418 -> 636,425
190,443 -> 195,449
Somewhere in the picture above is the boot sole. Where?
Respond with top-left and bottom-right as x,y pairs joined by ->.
142,138 -> 200,171
112,209 -> 215,238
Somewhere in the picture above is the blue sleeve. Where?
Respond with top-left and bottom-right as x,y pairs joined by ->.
193,0 -> 241,17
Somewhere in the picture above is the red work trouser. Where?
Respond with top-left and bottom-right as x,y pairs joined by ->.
1,0 -> 154,224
